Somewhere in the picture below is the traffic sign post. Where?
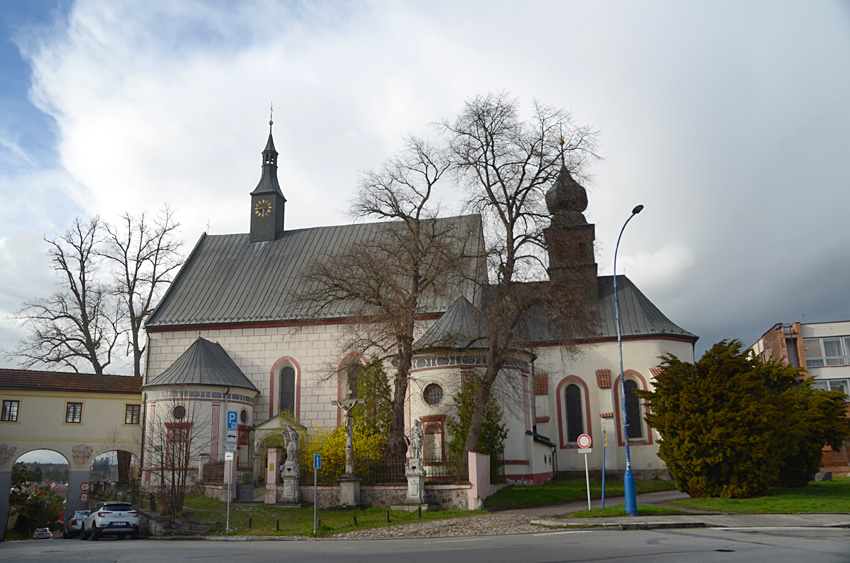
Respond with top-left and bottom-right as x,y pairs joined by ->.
226,411 -> 238,452
577,434 -> 592,511
225,451 -> 234,534
313,454 -> 321,534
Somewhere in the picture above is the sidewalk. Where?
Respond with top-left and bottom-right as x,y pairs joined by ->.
504,490 -> 850,530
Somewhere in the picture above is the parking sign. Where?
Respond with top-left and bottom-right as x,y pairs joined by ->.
227,411 -> 238,430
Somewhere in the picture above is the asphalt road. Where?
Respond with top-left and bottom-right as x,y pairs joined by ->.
3,527 -> 849,563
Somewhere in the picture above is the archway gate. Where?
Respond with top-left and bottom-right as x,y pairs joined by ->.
0,369 -> 141,541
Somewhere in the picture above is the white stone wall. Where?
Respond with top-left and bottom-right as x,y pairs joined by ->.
536,337 -> 694,476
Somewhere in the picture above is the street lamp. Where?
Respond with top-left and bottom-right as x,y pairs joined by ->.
614,204 -> 643,516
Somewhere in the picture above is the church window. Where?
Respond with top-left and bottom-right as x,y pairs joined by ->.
341,360 -> 363,400
279,366 -> 295,415
423,383 -> 443,405
564,384 -> 584,443
624,379 -> 643,439
172,405 -> 186,420
422,417 -> 446,464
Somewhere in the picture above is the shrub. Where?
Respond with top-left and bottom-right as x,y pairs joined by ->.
640,340 -> 848,497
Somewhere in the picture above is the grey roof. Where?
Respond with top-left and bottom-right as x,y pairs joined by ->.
414,295 -> 489,350
146,215 -> 482,328
142,337 -> 258,391
596,275 -> 696,340
414,275 -> 695,351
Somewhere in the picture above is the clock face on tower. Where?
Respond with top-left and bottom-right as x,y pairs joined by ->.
254,199 -> 272,217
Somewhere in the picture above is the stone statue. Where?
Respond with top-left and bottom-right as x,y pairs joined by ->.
406,419 -> 423,461
285,424 -> 299,462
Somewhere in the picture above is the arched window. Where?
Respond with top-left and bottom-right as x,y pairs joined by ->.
624,379 -> 643,439
564,383 -> 584,443
341,360 -> 363,400
424,425 -> 443,463
279,366 -> 295,415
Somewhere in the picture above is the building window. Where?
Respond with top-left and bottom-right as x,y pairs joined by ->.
172,405 -> 186,420
811,378 -> 850,401
165,422 -> 192,469
125,404 -> 141,425
804,337 -> 850,367
421,416 -> 446,464
1,400 -> 19,422
423,383 -> 443,406
280,366 -> 296,415
340,359 -> 363,400
65,402 -> 83,423
564,384 -> 584,443
624,380 -> 643,439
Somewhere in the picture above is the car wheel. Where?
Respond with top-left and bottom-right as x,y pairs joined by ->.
90,528 -> 99,541
80,526 -> 86,540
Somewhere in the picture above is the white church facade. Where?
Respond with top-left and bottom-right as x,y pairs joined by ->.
139,127 -> 696,489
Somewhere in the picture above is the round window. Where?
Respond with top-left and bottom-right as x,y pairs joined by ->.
172,405 -> 186,420
423,383 -> 443,405
240,409 -> 248,423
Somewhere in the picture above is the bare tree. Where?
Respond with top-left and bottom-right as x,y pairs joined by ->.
145,389 -> 209,516
11,217 -> 123,374
443,92 -> 601,458
102,206 -> 183,378
302,137 -> 474,460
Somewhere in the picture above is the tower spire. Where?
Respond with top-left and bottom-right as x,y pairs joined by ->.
250,114 -> 286,243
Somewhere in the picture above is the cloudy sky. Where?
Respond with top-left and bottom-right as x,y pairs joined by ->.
1,0 -> 849,375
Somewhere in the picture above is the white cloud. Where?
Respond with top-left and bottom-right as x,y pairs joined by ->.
0,0 -> 848,363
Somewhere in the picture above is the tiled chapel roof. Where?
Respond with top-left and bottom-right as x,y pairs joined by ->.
0,369 -> 141,394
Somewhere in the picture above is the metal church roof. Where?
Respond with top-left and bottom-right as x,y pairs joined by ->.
141,337 -> 257,391
146,215 -> 482,328
414,275 -> 696,352
597,275 -> 696,340
414,295 -> 489,350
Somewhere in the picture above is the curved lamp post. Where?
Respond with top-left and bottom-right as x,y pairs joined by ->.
614,204 -> 643,516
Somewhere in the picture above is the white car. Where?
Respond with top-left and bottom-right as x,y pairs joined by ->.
81,502 -> 140,540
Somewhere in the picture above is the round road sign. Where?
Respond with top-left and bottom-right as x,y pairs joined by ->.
577,434 -> 592,449
79,492 -> 89,503
80,481 -> 91,492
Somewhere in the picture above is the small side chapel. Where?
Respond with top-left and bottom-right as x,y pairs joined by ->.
139,124 -> 696,490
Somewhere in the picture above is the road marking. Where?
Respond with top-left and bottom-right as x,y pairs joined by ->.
431,538 -> 481,544
533,530 -> 593,536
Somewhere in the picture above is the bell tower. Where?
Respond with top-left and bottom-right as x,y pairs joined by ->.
250,119 -> 286,243
543,163 -> 599,302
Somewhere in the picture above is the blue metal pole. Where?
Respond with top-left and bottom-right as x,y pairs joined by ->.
601,426 -> 606,508
614,204 -> 643,516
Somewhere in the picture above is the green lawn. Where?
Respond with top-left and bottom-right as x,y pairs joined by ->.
568,504 -> 693,518
669,477 -> 850,514
181,493 -> 480,537
483,477 -> 677,510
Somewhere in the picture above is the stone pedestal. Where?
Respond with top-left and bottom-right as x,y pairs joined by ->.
266,448 -> 281,505
338,474 -> 361,507
405,458 -> 426,504
281,475 -> 300,503
279,459 -> 301,503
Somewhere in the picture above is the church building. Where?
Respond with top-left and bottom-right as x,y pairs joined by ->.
139,125 -> 696,488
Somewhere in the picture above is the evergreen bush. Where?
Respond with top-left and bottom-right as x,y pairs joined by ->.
640,340 -> 848,498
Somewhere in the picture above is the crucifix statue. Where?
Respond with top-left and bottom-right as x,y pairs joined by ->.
332,390 -> 365,476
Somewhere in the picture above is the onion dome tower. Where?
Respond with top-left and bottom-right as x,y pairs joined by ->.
543,159 -> 599,302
